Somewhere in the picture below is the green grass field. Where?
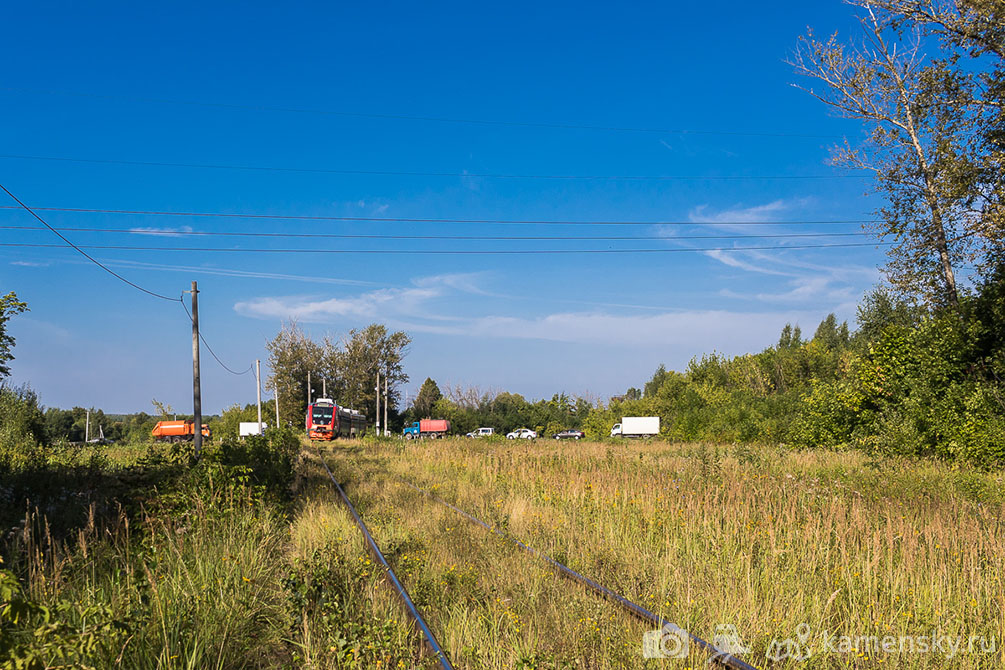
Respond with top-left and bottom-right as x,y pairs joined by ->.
3,436 -> 1003,668
304,438 -> 1005,669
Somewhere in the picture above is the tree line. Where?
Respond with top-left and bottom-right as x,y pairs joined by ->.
266,321 -> 411,429
404,378 -> 594,436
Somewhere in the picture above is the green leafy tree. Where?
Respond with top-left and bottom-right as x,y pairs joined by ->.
813,313 -> 850,351
0,291 -> 28,380
643,365 -> 670,397
150,398 -> 176,420
777,324 -> 795,349
336,324 -> 411,424
266,321 -> 323,427
868,0 -> 1005,267
213,402 -> 274,439
412,377 -> 442,418
0,384 -> 46,450
854,288 -> 923,346
789,3 -> 1002,308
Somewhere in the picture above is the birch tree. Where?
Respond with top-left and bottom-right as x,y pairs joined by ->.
790,2 -> 1004,308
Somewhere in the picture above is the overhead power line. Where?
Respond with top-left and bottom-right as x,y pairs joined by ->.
3,241 -> 887,255
0,183 -> 180,301
0,204 -> 877,226
0,188 -> 250,375
3,224 -> 871,242
0,154 -> 869,181
180,298 -> 253,376
1,86 -> 846,139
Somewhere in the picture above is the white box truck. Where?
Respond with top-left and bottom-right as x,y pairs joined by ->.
610,416 -> 659,438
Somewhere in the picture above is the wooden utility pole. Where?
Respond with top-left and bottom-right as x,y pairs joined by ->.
274,383 -> 280,429
85,409 -> 90,443
383,373 -> 388,436
191,281 -> 203,459
375,369 -> 381,436
255,359 -> 263,435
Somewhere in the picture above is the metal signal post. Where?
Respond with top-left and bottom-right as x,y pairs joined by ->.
275,382 -> 281,429
256,359 -> 263,435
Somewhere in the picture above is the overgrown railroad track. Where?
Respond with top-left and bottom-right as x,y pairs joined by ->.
317,446 -> 760,670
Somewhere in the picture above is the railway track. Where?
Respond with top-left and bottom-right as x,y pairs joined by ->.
318,447 -> 761,670
317,451 -> 453,670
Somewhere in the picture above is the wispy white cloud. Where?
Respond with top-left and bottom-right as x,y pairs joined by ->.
742,249 -> 881,280
708,247 -> 875,307
413,272 -> 500,297
128,225 -> 194,237
235,288 -> 432,321
234,267 -> 845,352
401,308 -> 831,350
688,198 -> 814,225
720,276 -> 857,304
11,260 -> 51,267
702,249 -> 796,277
663,197 -> 879,307
234,273 -> 490,321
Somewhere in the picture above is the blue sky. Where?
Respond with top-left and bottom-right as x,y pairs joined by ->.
3,1 -> 886,413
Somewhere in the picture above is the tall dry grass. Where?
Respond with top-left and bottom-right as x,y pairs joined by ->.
312,438 -> 1005,669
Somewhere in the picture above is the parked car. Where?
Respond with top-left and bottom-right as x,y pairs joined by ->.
506,428 -> 537,440
553,429 -> 585,440
466,427 -> 495,438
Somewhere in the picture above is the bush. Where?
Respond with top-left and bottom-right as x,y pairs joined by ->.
215,425 -> 301,492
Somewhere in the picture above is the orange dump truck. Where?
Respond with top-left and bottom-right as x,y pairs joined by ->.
152,420 -> 211,442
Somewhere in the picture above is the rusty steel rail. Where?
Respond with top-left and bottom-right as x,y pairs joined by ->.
399,477 -> 760,670
317,451 -> 453,670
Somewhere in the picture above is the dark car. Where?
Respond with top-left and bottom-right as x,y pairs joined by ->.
553,429 -> 585,440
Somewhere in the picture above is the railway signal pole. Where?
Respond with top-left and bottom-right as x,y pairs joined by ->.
275,383 -> 280,429
190,281 -> 203,460
255,359 -> 263,435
